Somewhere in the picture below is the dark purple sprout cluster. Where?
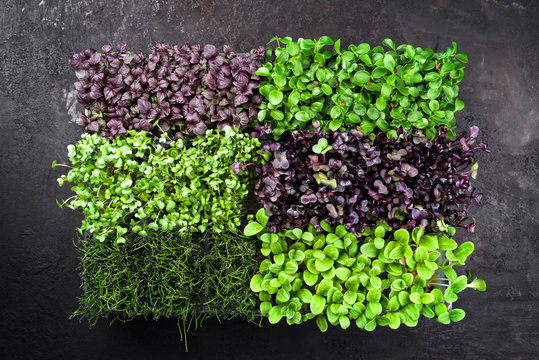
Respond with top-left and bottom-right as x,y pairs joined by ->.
255,126 -> 489,234
70,43 -> 265,139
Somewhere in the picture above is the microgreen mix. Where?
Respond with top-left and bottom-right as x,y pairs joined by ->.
255,36 -> 467,139
60,37 -> 487,337
245,209 -> 485,331
54,126 -> 261,243
75,229 -> 260,334
70,43 -> 264,139
255,126 -> 488,234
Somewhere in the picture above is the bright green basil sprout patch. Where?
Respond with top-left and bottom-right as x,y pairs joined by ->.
245,209 -> 485,331
256,36 -> 467,139
54,126 -> 262,244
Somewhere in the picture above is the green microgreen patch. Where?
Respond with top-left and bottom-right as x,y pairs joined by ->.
74,229 -> 261,337
256,36 -> 467,139
245,210 -> 485,331
55,126 -> 262,244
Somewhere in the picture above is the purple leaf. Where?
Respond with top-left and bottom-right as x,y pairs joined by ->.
272,151 -> 289,170
137,97 -> 152,114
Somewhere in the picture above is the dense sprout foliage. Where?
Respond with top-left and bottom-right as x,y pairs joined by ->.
244,210 -> 485,331
54,127 -> 261,243
75,229 -> 260,332
255,36 -> 467,139
70,43 -> 265,139
255,126 -> 488,234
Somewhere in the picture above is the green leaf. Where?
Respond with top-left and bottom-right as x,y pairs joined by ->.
299,38 -> 316,49
321,83 -> 332,95
416,262 -> 434,280
255,66 -> 271,76
427,87 -> 441,100
356,43 -> 371,54
393,229 -> 410,244
269,89 -> 283,105
317,36 -> 334,46
260,301 -> 272,315
455,98 -> 465,111
364,318 -> 377,331
334,39 -> 341,55
409,292 -> 421,304
438,235 -> 457,250
276,288 -> 290,303
381,83 -> 393,98
250,274 -> 264,292
370,276 -> 382,289
339,315 -> 351,330
320,220 -> 332,233
257,109 -> 267,122
335,267 -> 352,281
468,277 -> 487,291
454,241 -> 474,259
372,67 -> 388,79
414,246 -> 429,262
418,235 -> 438,251
270,109 -> 284,121
389,245 -> 404,259
375,97 -> 386,111
442,85 -> 455,98
455,53 -> 468,63
405,45 -> 415,58
442,266 -> 458,281
295,111 -> 310,122
353,70 -> 371,84
316,68 -> 326,82
382,38 -> 395,50
324,245 -> 339,260
255,208 -> 269,227
451,275 -> 468,293
444,288 -> 458,303
330,105 -> 342,119
360,121 -> 374,132
421,293 -> 435,304
310,294 -> 327,315
273,73 -> 287,88
391,279 -> 406,292
328,118 -> 343,131
360,243 -> 378,258
448,309 -> 466,324
424,72 -> 439,81
437,312 -> 451,325
315,257 -> 334,272
244,221 -> 264,236
288,90 -> 301,105
366,288 -> 381,303
268,306 -> 283,324
304,270 -> 319,286
383,53 -> 395,71
316,314 -> 329,332
284,261 -> 299,274
287,42 -> 300,56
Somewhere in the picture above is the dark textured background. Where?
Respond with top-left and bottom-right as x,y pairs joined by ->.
1,0 -> 538,359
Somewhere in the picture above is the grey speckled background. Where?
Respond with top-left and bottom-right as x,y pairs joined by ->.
1,1 -> 538,359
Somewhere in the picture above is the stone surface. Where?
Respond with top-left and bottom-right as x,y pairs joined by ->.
1,0 -> 538,359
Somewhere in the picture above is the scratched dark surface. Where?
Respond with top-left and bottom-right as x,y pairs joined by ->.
1,0 -> 538,359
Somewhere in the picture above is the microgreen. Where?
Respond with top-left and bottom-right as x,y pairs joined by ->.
245,210 -> 485,331
70,43 -> 265,139
55,127 -> 262,243
256,36 -> 468,139
74,228 -> 261,339
255,126 -> 488,234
